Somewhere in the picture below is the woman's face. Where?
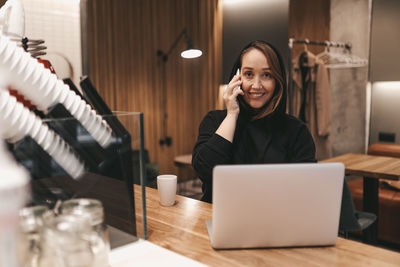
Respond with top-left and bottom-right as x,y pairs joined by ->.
240,49 -> 276,109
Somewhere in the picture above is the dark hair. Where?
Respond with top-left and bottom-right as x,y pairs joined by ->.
229,40 -> 287,119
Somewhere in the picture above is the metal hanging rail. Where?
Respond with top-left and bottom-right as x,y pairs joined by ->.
288,38 -> 352,50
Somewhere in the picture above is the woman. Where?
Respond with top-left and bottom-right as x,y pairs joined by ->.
192,40 -> 316,203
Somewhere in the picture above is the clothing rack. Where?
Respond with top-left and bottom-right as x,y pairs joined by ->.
287,38 -> 352,115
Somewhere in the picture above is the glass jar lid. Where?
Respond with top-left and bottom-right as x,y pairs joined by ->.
60,198 -> 104,226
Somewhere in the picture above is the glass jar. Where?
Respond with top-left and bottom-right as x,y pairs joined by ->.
60,198 -> 109,267
39,214 -> 94,267
18,205 -> 50,267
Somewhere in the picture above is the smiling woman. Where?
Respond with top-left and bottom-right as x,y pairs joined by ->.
192,40 -> 317,203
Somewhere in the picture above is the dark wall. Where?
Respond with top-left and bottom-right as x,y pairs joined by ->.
222,0 -> 289,83
369,0 -> 400,144
370,0 -> 400,82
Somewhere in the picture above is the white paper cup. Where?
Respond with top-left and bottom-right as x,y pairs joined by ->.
157,175 -> 177,206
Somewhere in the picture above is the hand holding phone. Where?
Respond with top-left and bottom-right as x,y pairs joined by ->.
223,68 -> 243,116
215,69 -> 243,140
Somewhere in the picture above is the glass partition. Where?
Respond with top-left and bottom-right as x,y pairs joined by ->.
7,110 -> 147,242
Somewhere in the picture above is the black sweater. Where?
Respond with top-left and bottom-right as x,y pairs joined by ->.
192,110 -> 316,203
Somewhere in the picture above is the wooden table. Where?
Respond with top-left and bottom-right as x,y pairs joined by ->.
173,154 -> 192,167
134,185 -> 400,266
321,153 -> 400,244
174,154 -> 198,194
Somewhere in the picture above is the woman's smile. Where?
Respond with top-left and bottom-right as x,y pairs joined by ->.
247,91 -> 265,98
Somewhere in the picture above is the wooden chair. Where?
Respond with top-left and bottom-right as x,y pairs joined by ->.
348,143 -> 400,246
339,180 -> 376,238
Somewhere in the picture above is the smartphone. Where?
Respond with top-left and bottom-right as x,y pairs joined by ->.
236,68 -> 241,91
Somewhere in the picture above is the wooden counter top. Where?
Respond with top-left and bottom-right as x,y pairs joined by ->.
134,185 -> 400,266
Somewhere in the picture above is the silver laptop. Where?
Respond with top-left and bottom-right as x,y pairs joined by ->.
206,163 -> 344,249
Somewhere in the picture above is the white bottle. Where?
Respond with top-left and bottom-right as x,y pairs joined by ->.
0,128 -> 30,267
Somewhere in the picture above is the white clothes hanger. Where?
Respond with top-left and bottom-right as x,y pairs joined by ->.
316,41 -> 368,69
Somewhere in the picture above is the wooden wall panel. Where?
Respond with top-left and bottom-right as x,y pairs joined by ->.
87,0 -> 222,174
289,0 -> 330,58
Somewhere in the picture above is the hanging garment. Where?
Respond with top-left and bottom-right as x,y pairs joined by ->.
291,50 -> 332,160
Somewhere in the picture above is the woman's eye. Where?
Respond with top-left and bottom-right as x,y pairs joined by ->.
244,72 -> 253,78
263,72 -> 272,78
